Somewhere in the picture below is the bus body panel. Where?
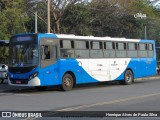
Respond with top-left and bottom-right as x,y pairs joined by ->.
8,77 -> 40,86
8,57 -> 156,86
8,33 -> 157,87
8,67 -> 40,86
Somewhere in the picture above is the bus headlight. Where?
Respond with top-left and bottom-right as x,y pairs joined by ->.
29,72 -> 39,80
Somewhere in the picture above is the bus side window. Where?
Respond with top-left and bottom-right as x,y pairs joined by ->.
44,46 -> 50,59
41,45 -> 50,60
41,45 -> 45,60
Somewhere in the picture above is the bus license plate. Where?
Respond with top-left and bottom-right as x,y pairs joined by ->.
16,81 -> 21,84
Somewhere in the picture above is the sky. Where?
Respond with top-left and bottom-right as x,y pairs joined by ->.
149,0 -> 160,8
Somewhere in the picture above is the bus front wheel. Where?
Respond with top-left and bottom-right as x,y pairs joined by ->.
119,70 -> 133,85
61,73 -> 74,91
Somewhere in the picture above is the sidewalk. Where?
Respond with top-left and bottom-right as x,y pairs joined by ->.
0,75 -> 160,93
135,74 -> 160,80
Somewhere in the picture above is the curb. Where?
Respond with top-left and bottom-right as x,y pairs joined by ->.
135,75 -> 160,80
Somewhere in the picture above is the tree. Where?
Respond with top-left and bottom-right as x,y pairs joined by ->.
60,3 -> 91,35
24,0 -> 82,33
0,0 -> 29,39
0,0 -> 29,64
0,0 -> 5,11
87,0 -> 160,40
24,0 -> 48,33
89,0 -> 127,37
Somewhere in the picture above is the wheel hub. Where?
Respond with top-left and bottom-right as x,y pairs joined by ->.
64,78 -> 71,87
126,74 -> 131,81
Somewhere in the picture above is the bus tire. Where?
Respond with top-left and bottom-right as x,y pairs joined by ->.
119,70 -> 133,85
61,73 -> 74,91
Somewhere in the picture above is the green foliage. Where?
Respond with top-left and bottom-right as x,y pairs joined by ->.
1,0 -> 160,39
60,3 -> 91,35
0,46 -> 9,64
0,0 -> 29,63
0,0 -> 29,40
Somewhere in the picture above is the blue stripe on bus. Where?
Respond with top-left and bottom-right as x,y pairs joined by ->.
38,57 -> 156,86
115,58 -> 156,80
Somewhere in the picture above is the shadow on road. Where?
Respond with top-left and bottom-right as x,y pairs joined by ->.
0,75 -> 159,94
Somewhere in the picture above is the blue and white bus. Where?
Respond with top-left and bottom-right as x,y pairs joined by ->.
8,33 -> 156,91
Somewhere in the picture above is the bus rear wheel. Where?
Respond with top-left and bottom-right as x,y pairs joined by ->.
61,73 -> 74,91
119,70 -> 133,85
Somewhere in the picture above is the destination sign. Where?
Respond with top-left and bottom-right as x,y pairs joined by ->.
11,35 -> 36,43
17,36 -> 32,42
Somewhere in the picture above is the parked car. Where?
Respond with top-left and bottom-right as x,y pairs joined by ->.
0,64 -> 8,83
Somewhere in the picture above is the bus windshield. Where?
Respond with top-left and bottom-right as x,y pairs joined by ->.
9,43 -> 38,67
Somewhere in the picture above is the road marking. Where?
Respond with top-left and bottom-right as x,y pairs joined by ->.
15,94 -> 31,96
0,93 -> 31,96
0,93 -> 13,96
57,92 -> 160,111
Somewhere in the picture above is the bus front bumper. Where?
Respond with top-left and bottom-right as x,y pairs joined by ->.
8,77 -> 40,86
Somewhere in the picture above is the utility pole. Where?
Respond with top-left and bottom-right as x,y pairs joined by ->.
31,0 -> 38,33
47,0 -> 50,33
35,4 -> 38,33
145,26 -> 147,40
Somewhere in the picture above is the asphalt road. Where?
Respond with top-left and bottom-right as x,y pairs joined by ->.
0,77 -> 160,120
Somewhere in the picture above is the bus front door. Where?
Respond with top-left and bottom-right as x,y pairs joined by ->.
40,38 -> 59,85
